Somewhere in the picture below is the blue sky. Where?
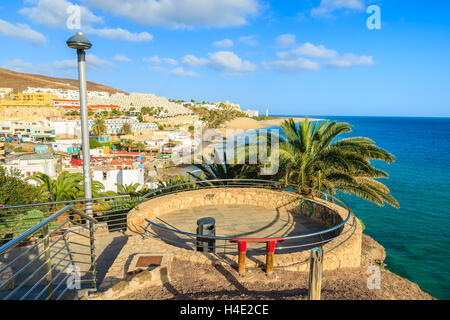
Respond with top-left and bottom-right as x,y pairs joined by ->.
0,0 -> 449,117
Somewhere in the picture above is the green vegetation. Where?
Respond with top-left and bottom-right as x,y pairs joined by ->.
0,168 -> 40,206
27,171 -> 105,202
252,115 -> 280,121
191,103 -> 249,128
91,118 -> 107,140
121,123 -> 132,135
276,118 -> 398,207
141,106 -> 164,116
188,118 -> 398,208
115,183 -> 141,196
121,139 -> 134,152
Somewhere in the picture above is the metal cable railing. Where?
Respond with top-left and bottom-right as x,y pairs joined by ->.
138,179 -> 357,271
0,195 -> 137,300
0,179 -> 358,298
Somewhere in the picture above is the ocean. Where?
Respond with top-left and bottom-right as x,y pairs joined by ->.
273,116 -> 450,299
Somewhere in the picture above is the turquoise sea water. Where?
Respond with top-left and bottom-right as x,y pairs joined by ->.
273,116 -> 450,299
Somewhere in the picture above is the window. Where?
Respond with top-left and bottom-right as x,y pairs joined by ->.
103,171 -> 107,180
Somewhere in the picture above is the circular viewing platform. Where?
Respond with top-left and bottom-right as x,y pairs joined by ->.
128,180 -> 362,272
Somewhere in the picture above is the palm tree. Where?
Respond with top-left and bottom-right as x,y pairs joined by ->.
91,118 -> 107,140
122,139 -> 134,152
276,118 -> 399,208
27,171 -> 105,202
115,183 -> 141,196
121,123 -> 132,135
189,150 -> 260,183
134,142 -> 145,153
28,171 -> 83,202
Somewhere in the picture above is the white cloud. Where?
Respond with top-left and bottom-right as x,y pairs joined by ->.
169,67 -> 199,77
89,28 -> 153,42
0,19 -> 46,46
275,34 -> 296,48
148,66 -> 167,72
163,58 -> 178,65
20,0 -> 152,42
208,51 -> 256,73
267,42 -> 373,73
81,0 -> 260,28
20,0 -> 103,29
182,51 -> 256,75
213,38 -> 234,48
311,0 -> 365,17
2,59 -> 51,74
262,58 -> 320,73
326,53 -> 373,68
114,54 -> 132,62
53,53 -> 113,71
239,35 -> 258,46
182,54 -> 209,67
143,55 -> 178,65
291,42 -> 338,59
143,55 -> 161,64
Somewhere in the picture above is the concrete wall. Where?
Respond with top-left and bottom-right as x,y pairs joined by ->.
128,187 -> 362,271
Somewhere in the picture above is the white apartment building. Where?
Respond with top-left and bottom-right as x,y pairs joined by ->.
52,138 -> 81,154
92,168 -> 145,193
23,87 -> 110,101
4,158 -> 57,181
0,88 -> 13,99
47,120 -> 80,137
86,118 -> 157,135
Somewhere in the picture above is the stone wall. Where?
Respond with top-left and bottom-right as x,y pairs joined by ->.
127,187 -> 362,271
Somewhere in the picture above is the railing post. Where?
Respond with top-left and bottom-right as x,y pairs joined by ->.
237,241 -> 247,275
43,224 -> 54,300
266,241 -> 276,275
89,219 -> 96,289
308,248 -> 323,300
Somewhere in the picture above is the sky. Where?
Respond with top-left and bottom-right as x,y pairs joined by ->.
0,0 -> 449,117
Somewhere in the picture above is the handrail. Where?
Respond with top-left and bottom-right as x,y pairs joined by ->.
0,205 -> 71,255
0,195 -> 131,211
139,179 -> 352,242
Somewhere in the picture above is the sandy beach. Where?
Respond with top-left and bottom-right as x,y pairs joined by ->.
218,116 -> 322,136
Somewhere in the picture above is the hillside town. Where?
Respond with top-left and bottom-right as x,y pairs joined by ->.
0,86 -> 259,194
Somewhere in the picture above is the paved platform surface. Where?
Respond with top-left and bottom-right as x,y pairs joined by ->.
96,204 -> 332,290
149,204 -> 329,255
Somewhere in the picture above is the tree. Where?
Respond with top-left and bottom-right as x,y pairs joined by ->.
189,152 -> 260,182
121,123 -> 132,135
134,142 -> 145,153
122,139 -> 134,152
0,168 -> 40,206
27,171 -> 105,202
91,118 -> 107,140
276,118 -> 399,207
115,183 -> 141,196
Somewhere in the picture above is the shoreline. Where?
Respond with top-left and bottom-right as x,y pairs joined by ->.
218,116 -> 322,136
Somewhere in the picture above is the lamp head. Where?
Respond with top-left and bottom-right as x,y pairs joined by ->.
66,32 -> 92,50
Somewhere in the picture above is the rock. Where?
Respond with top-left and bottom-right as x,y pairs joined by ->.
361,234 -> 386,266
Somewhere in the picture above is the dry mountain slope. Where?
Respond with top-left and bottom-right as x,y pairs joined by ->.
0,68 -> 126,94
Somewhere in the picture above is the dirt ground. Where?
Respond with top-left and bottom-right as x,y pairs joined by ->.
119,256 -> 435,300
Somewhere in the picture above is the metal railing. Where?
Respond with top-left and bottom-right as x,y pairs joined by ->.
0,195 -> 137,300
139,179 -> 357,270
0,179 -> 358,299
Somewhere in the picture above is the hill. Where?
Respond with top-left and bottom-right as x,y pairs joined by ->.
0,68 -> 126,94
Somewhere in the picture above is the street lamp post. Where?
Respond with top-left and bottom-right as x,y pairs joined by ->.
66,32 -> 97,289
66,32 -> 93,218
